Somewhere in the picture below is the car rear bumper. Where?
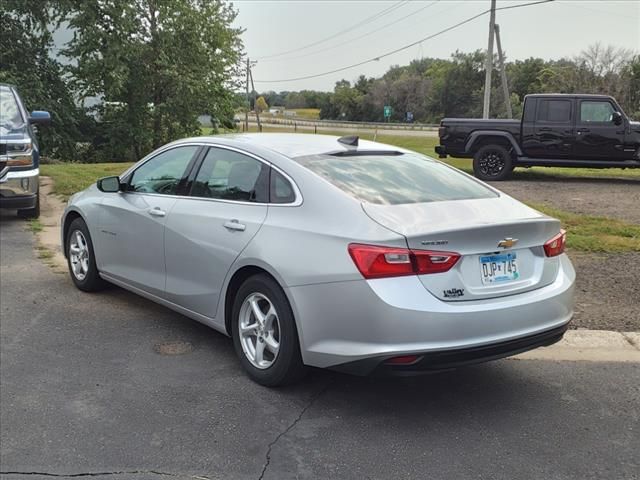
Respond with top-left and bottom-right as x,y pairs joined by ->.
286,254 -> 575,371
332,323 -> 568,376
0,168 -> 39,210
435,145 -> 447,158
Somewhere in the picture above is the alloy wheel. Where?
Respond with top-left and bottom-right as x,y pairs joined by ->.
69,230 -> 90,281
238,292 -> 281,369
478,150 -> 506,177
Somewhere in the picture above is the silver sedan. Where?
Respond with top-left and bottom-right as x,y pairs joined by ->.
62,134 -> 575,386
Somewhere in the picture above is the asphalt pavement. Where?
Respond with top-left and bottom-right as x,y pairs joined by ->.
1,213 -> 638,480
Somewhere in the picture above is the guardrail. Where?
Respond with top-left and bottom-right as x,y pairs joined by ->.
242,115 -> 439,131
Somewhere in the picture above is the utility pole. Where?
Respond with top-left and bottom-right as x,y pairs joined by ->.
248,66 -> 262,132
245,57 -> 250,131
482,0 -> 496,119
494,24 -> 513,118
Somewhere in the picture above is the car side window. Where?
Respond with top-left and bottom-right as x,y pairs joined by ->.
580,101 -> 615,123
191,147 -> 268,202
270,169 -> 296,204
536,99 -> 571,123
128,146 -> 198,195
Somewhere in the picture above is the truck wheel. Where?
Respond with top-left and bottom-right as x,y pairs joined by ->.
473,145 -> 513,181
17,191 -> 40,219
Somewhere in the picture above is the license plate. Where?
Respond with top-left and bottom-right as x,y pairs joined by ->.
480,252 -> 519,285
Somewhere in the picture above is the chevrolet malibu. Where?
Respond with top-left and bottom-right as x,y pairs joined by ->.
61,134 -> 575,386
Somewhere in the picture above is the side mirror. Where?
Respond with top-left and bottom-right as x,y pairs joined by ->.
97,176 -> 122,193
29,111 -> 51,126
612,111 -> 623,126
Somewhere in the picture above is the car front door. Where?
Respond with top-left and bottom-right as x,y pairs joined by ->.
164,146 -> 269,318
573,99 -> 628,160
96,145 -> 200,296
530,98 -> 574,158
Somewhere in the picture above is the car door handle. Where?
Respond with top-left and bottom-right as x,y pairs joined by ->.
148,207 -> 166,217
576,128 -> 590,133
538,127 -> 552,132
224,220 -> 246,231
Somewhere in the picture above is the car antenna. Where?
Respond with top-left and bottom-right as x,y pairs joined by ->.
338,135 -> 358,147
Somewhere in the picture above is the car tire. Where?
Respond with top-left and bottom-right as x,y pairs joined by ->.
231,274 -> 307,387
473,144 -> 513,181
65,217 -> 107,292
17,191 -> 40,219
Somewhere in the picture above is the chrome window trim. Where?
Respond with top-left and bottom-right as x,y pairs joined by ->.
121,141 -> 303,207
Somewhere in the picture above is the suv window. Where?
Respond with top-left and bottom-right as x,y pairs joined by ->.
192,147 -> 268,202
129,146 -> 198,195
536,99 -> 571,123
270,169 -> 296,204
0,87 -> 25,129
580,101 -> 615,123
294,153 -> 496,205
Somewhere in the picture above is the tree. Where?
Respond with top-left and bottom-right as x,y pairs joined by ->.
255,96 -> 268,113
65,0 -> 244,160
0,0 -> 85,160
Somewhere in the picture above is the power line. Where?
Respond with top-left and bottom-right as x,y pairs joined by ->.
259,1 -> 442,64
254,0 -> 555,84
255,0 -> 409,60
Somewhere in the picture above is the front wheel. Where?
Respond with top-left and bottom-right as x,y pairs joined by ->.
231,274 -> 307,387
473,144 -> 513,181
65,217 -> 107,292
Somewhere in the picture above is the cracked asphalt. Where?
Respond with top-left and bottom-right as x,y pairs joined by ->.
1,214 -> 639,480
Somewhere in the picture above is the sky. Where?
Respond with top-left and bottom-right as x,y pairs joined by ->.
234,0 -> 640,92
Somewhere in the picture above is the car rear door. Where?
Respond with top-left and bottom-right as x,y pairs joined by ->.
163,146 -> 269,318
573,99 -> 628,160
529,97 -> 574,158
96,145 -> 200,296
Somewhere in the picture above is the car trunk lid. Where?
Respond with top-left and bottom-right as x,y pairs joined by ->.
362,195 -> 562,301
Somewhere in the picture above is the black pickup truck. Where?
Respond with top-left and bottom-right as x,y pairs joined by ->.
435,94 -> 640,180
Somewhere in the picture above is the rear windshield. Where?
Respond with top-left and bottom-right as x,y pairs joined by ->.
294,152 -> 497,205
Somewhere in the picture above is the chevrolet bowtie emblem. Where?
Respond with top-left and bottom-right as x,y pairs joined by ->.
498,238 -> 518,249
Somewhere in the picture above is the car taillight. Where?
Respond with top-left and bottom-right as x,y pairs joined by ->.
348,243 -> 460,279
544,229 -> 566,257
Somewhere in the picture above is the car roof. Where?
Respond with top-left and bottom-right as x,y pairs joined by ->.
180,133 -> 407,158
525,93 -> 613,100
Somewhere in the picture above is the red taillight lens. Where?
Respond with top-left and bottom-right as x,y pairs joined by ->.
348,244 -> 460,279
544,229 -> 567,257
385,355 -> 422,365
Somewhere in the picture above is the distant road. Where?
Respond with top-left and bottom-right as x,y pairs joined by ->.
240,115 -> 439,138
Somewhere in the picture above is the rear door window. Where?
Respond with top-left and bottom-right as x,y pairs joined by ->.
536,99 -> 572,123
191,147 -> 269,202
294,153 -> 497,205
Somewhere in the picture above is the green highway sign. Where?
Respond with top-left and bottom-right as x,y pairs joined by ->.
384,105 -> 392,118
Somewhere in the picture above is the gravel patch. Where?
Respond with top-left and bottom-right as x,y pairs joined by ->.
569,251 -> 640,332
491,176 -> 640,224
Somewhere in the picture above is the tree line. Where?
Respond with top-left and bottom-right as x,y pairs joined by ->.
2,0 -> 637,163
260,45 -> 639,124
1,0 -> 242,162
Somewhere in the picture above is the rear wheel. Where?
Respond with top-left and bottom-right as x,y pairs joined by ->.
231,274 -> 307,387
65,217 -> 106,292
473,144 -> 513,181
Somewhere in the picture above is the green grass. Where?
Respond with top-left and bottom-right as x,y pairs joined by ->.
289,108 -> 320,119
530,203 -> 640,253
27,218 -> 44,233
40,163 -> 134,200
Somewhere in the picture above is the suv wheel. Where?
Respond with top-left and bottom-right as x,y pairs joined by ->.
473,144 -> 513,181
65,217 -> 106,292
231,274 -> 307,387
